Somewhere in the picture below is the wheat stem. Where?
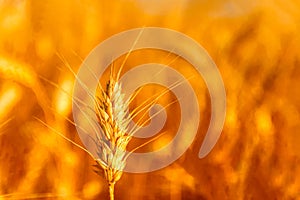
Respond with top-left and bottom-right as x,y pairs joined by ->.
108,182 -> 115,200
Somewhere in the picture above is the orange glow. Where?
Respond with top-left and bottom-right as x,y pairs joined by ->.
1,0 -> 300,199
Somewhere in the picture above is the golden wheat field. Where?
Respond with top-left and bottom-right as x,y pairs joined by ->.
0,0 -> 300,199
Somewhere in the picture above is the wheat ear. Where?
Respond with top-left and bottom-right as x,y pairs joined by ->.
93,69 -> 133,200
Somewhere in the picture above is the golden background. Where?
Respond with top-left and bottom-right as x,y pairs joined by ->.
0,0 -> 300,199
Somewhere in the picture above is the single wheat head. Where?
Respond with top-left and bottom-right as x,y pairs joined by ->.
93,70 -> 132,200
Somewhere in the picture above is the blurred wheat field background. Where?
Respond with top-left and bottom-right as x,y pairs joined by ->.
0,0 -> 300,199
